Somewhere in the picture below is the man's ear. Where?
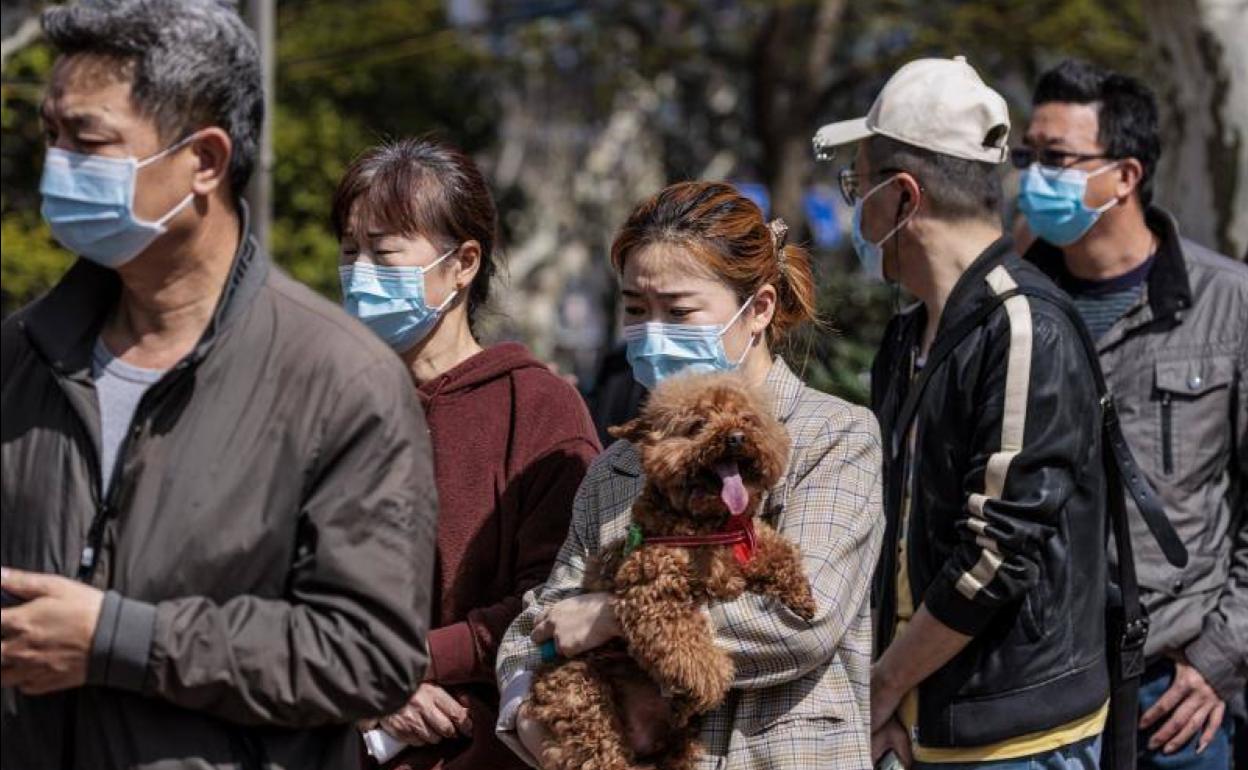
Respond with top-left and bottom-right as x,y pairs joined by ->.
896,172 -> 923,220
189,127 -> 232,197
1115,158 -> 1144,201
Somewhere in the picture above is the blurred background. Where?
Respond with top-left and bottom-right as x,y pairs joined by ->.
3,0 -> 1246,404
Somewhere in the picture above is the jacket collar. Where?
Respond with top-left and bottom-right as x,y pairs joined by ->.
20,201 -> 269,381
1023,206 -> 1192,321
933,234 -> 1016,337
610,356 -> 805,478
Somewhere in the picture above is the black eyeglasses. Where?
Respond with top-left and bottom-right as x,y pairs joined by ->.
1009,146 -> 1117,170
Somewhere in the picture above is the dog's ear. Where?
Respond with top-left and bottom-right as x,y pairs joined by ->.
608,417 -> 649,443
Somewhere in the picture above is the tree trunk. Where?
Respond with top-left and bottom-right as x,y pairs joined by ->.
1142,0 -> 1248,260
753,0 -> 848,233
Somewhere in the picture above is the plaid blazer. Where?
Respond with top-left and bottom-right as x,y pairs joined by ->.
495,359 -> 884,769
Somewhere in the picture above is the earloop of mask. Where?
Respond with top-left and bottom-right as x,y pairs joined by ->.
720,292 -> 759,366
136,132 -> 200,169
427,246 -> 461,312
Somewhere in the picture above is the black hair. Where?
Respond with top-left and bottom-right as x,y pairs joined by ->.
43,0 -> 264,194
1032,59 -> 1161,206
866,136 -> 1003,223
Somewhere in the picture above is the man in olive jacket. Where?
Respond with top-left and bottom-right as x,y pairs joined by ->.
0,1 -> 437,768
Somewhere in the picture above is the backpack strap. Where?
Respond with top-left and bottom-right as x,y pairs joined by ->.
888,285 -> 1187,573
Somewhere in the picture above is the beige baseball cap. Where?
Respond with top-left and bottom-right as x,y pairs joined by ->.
812,56 -> 1010,164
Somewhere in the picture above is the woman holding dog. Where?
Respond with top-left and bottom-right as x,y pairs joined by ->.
495,181 -> 885,768
332,137 -> 601,770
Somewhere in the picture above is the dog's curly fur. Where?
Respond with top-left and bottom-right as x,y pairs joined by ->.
529,372 -> 816,770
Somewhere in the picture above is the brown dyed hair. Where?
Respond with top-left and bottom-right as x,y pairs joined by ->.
609,181 -> 818,344
331,137 -> 499,327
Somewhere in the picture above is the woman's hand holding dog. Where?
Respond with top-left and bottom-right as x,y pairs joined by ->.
531,592 -> 622,657
381,682 -> 473,747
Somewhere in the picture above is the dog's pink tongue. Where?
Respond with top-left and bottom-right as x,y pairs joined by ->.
716,461 -> 748,515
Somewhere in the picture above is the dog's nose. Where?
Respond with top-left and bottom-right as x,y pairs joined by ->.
726,431 -> 745,449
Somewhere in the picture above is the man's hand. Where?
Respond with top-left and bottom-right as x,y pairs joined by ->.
531,592 -> 621,658
0,568 -> 104,695
1139,655 -> 1225,755
872,716 -> 913,768
381,682 -> 472,747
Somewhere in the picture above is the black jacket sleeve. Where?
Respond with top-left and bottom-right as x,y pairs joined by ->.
923,301 -> 1100,637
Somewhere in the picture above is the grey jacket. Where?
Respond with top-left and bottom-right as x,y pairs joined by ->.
1027,208 -> 1248,699
1,219 -> 438,768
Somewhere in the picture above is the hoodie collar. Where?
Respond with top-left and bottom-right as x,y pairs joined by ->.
1024,206 -> 1192,321
610,356 -> 805,478
20,200 -> 268,381
417,341 -> 551,404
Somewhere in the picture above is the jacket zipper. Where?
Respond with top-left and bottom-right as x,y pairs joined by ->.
77,365 -> 187,582
1160,392 -> 1173,475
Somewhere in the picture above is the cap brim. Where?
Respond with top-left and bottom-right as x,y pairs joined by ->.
812,117 -> 872,160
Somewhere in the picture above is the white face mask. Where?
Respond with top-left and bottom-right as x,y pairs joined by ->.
39,135 -> 197,268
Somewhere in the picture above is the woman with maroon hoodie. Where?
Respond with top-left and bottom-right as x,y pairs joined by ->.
332,137 -> 601,770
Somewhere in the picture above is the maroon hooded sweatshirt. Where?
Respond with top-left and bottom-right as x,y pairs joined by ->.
387,342 -> 600,770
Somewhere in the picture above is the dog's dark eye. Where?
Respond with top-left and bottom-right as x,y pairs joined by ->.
686,418 -> 706,436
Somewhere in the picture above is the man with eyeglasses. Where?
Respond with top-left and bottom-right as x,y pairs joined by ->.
1018,59 -> 1247,770
814,57 -> 1112,769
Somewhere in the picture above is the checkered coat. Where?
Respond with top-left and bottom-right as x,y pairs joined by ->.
495,359 -> 884,769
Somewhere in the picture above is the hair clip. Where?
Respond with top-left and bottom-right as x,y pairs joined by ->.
768,218 -> 789,260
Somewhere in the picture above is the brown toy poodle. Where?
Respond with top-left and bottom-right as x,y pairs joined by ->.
528,372 -> 816,770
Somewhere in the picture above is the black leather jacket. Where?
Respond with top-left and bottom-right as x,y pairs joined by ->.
871,237 -> 1110,748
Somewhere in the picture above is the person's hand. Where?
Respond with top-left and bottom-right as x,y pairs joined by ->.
870,664 -> 904,734
380,682 -> 472,747
1139,654 -> 1225,754
871,716 -> 913,768
516,700 -> 553,768
0,568 -> 104,695
531,592 -> 621,658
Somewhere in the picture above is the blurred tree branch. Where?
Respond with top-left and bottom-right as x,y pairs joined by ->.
1,3 -> 42,73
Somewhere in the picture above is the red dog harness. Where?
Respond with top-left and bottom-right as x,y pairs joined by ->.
624,515 -> 757,566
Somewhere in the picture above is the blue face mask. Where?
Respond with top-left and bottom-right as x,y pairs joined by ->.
623,296 -> 755,390
1018,162 -> 1119,247
851,175 -> 911,283
338,248 -> 459,353
39,138 -> 196,268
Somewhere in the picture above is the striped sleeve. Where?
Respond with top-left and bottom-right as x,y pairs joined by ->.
923,266 -> 1098,637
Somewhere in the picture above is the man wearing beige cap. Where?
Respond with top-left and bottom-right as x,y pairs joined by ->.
815,57 -> 1115,769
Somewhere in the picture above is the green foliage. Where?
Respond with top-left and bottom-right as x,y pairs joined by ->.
267,0 -> 495,299
0,211 -> 72,314
785,263 -> 897,405
2,40 -> 71,315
